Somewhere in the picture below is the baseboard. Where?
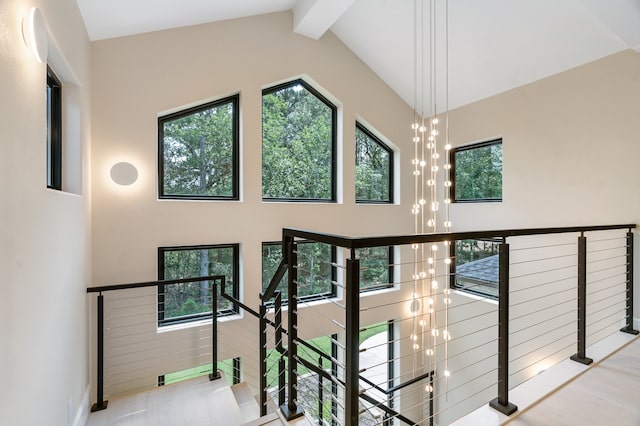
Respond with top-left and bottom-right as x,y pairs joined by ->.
73,385 -> 91,426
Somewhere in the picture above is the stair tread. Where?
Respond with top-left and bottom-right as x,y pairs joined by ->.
231,382 -> 261,423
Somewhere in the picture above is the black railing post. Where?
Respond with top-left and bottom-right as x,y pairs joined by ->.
259,302 -> 268,416
571,235 -> 593,365
345,254 -> 360,425
91,293 -> 108,412
275,291 -> 286,407
489,241 -> 517,415
318,357 -> 324,425
282,239 -> 304,420
209,280 -> 222,380
621,231 -> 639,335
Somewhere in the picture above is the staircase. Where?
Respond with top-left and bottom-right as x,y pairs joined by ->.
86,373 -> 312,426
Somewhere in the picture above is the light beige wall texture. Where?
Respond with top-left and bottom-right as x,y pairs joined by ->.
90,10 -> 416,403
0,0 -> 92,425
90,10 -> 640,422
447,49 -> 640,326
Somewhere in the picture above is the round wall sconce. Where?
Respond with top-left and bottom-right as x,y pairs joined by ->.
22,7 -> 48,63
110,162 -> 139,186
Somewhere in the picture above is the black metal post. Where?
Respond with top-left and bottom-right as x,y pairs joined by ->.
209,281 -> 222,381
318,356 -> 323,425
275,291 -> 286,407
91,293 -> 108,412
621,231 -> 639,335
259,302 -> 268,416
489,242 -> 517,415
281,239 -> 304,420
571,235 -> 593,365
331,334 -> 338,426
345,255 -> 360,425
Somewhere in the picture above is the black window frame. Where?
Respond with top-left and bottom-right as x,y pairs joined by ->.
261,79 -> 337,202
261,240 -> 337,305
157,243 -> 240,326
449,138 -> 503,203
158,94 -> 240,200
449,238 -> 500,299
355,122 -> 394,204
46,66 -> 62,190
356,246 -> 394,292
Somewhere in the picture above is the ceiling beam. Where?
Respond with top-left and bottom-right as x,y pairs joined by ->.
293,0 -> 357,40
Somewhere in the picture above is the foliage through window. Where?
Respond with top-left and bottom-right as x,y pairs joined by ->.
356,246 -> 394,291
262,241 -> 336,302
159,357 -> 240,387
46,66 -> 62,190
262,80 -> 336,201
451,139 -> 502,202
158,244 -> 239,325
451,239 -> 500,298
159,95 -> 239,199
355,123 -> 393,203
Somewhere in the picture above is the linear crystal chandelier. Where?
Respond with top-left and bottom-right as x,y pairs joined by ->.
410,0 -> 453,386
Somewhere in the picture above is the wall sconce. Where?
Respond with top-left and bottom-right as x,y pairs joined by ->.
110,162 -> 139,186
22,7 -> 48,63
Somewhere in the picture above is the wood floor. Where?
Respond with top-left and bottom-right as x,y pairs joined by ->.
85,376 -> 301,426
86,336 -> 640,425
506,336 -> 640,426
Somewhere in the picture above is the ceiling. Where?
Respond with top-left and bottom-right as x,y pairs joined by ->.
76,0 -> 640,114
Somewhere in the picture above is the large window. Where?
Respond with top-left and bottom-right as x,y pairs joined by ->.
262,80 -> 337,201
450,139 -> 502,202
46,66 -> 62,190
450,239 -> 500,298
356,246 -> 394,291
355,123 -> 393,203
262,241 -> 336,303
158,244 -> 239,325
158,95 -> 239,199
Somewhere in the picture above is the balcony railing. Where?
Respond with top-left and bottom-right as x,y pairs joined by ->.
87,223 -> 637,425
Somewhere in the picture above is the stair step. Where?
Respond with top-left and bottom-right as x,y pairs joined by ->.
209,384 -> 245,425
231,382 -> 261,423
241,411 -> 282,426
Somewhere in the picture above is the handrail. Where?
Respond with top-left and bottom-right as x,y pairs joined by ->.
87,275 -> 224,293
262,258 -> 288,301
283,223 -> 636,249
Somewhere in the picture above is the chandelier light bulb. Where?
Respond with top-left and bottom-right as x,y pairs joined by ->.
413,344 -> 420,350
444,181 -> 452,187
431,201 -> 439,211
412,123 -> 419,130
413,170 -> 420,176
428,136 -> 435,141
431,244 -> 438,251
413,136 -> 420,142
432,153 -> 440,159
444,370 -> 451,377
444,257 -> 452,264
431,129 -> 439,136
432,165 -> 439,172
444,221 -> 452,228
419,198 -> 426,205
432,118 -> 439,125
444,143 -> 452,150
426,349 -> 434,356
419,126 -> 427,133
444,164 -> 451,170
420,160 -> 426,167
444,198 -> 451,204
431,281 -> 438,289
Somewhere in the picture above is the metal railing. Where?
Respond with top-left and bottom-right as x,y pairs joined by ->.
86,223 -> 637,425
265,224 -> 637,425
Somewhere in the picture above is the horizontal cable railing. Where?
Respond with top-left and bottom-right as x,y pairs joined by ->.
274,224 -> 637,425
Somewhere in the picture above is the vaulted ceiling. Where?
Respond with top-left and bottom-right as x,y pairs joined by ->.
77,0 -> 640,114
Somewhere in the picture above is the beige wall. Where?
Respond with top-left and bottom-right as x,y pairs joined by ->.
90,11 -> 415,292
447,49 -> 640,323
0,0 -> 92,425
